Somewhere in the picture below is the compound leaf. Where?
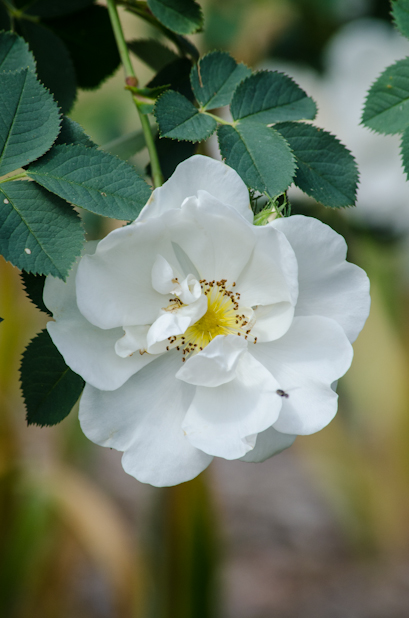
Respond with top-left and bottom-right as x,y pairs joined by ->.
0,69 -> 60,176
26,144 -> 152,220
190,51 -> 251,110
275,121 -> 358,207
217,122 -> 296,196
155,90 -> 217,141
230,71 -> 317,124
0,181 -> 84,279
56,117 -> 96,149
21,329 -> 84,427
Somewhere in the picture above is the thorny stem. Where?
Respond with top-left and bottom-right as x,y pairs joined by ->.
106,0 -> 163,188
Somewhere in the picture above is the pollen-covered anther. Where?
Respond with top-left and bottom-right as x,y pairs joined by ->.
164,278 -> 256,360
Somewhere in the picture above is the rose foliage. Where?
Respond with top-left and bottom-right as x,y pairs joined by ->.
44,156 -> 370,486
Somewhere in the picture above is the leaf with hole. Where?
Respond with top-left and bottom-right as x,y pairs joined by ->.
21,329 -> 84,427
362,57 -> 409,134
275,122 -> 358,207
190,51 -> 251,110
0,181 -> 84,279
147,0 -> 203,35
217,122 -> 296,196
0,68 -> 60,176
155,90 -> 217,142
230,71 -> 317,124
27,144 -> 152,220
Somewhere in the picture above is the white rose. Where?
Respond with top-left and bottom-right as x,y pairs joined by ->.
44,155 -> 370,486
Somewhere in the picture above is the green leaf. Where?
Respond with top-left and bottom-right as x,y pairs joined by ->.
47,5 -> 120,90
26,144 -> 152,220
147,0 -> 203,35
0,31 -> 35,73
400,124 -> 409,179
231,71 -> 317,124
217,122 -> 296,196
362,57 -> 409,135
21,329 -> 84,427
20,272 -> 52,316
102,130 -> 146,160
24,0 -> 95,18
128,38 -> 178,71
0,69 -> 61,177
19,20 -> 77,114
190,51 -> 251,110
392,0 -> 409,40
275,122 -> 358,207
0,181 -> 84,279
56,117 -> 96,148
155,90 -> 217,141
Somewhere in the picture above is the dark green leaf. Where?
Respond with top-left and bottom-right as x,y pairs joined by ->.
191,51 -> 251,110
217,122 -> 296,196
27,144 -> 152,220
0,31 -> 35,73
0,181 -> 84,279
0,69 -> 60,176
128,38 -> 178,71
20,272 -> 52,316
24,0 -> 95,18
392,0 -> 409,40
21,329 -> 84,427
56,117 -> 96,149
275,122 -> 358,207
19,20 -> 77,114
362,57 -> 409,134
148,57 -> 194,101
147,0 -> 203,35
231,71 -> 317,124
400,124 -> 409,179
155,90 -> 217,141
46,5 -> 120,90
102,130 -> 146,160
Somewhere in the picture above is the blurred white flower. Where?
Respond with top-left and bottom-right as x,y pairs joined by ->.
44,156 -> 370,486
261,19 -> 409,231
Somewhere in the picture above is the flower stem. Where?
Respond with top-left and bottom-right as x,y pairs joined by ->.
106,0 -> 163,188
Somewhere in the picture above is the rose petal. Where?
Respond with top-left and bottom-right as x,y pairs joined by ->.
251,315 -> 353,434
176,334 -> 248,387
239,426 -> 296,462
250,302 -> 294,343
79,351 -> 212,487
182,352 -> 282,459
139,154 -> 253,223
271,215 -> 370,342
44,246 -> 157,391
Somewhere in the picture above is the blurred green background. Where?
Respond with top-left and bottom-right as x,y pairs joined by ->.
2,0 -> 409,616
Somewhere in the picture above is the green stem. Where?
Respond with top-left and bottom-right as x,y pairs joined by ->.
106,0 -> 163,188
0,172 -> 28,185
